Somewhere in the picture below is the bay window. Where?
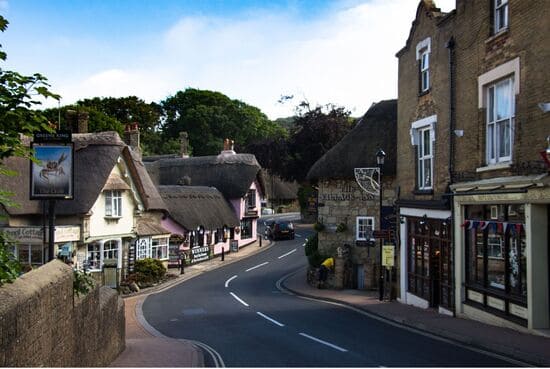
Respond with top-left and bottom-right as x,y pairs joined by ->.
151,237 -> 169,260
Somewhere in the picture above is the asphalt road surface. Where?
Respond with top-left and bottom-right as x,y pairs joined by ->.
142,216 -> 516,367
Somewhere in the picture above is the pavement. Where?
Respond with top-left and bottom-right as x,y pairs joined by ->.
111,223 -> 550,367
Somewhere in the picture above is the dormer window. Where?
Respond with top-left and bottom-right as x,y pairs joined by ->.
415,37 -> 431,95
494,0 -> 509,33
105,190 -> 122,217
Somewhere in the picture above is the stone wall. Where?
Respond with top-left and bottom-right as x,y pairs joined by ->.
0,260 -> 125,367
317,178 -> 397,289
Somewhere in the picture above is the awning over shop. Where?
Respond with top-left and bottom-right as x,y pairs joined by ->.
450,173 -> 549,195
136,220 -> 171,237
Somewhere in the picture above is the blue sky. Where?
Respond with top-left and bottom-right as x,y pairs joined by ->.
1,0 -> 455,119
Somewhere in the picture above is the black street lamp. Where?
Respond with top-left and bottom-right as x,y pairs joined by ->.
376,148 -> 386,301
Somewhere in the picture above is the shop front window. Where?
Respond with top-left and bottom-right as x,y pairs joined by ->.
240,219 -> 253,239
464,204 -> 527,310
151,237 -> 169,260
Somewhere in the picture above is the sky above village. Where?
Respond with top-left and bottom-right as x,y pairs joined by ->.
1,0 -> 455,119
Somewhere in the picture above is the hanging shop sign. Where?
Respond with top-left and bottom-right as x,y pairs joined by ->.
382,244 -> 395,267
191,246 -> 210,263
30,131 -> 74,200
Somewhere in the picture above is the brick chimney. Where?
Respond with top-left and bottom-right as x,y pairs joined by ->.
65,110 -> 89,133
123,123 -> 141,159
221,138 -> 236,155
180,131 -> 190,158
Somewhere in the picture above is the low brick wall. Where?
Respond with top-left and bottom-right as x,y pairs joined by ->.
0,260 -> 125,367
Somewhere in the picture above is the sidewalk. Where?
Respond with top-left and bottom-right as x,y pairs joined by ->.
282,267 -> 550,367
110,238 -> 274,367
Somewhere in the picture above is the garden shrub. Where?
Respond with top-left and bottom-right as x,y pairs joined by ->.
73,269 -> 95,297
134,258 -> 166,284
304,233 -> 328,267
0,235 -> 21,286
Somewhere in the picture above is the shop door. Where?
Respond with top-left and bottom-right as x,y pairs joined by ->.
356,264 -> 365,290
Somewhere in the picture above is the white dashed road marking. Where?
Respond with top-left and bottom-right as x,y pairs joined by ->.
278,249 -> 297,259
246,261 -> 269,272
256,312 -> 285,327
299,332 -> 348,352
230,292 -> 249,307
225,275 -> 237,288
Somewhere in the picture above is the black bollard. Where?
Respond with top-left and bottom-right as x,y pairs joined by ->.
179,253 -> 185,274
259,235 -> 262,247
221,247 -> 225,261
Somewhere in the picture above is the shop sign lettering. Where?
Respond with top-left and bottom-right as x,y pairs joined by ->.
191,246 -> 210,263
0,227 -> 43,243
320,184 -> 374,201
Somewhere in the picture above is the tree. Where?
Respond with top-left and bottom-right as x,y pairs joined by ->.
247,101 -> 353,182
42,105 -> 125,136
161,88 -> 286,156
77,96 -> 163,155
0,15 -> 59,284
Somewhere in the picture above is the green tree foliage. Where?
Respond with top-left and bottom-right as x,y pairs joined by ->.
247,101 -> 353,183
76,96 -> 163,155
161,88 -> 286,156
0,15 -> 59,283
42,105 -> 124,136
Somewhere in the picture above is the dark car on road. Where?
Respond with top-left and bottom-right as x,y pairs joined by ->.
265,220 -> 295,240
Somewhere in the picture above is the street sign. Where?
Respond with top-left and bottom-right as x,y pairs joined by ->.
373,230 -> 391,238
382,244 -> 395,267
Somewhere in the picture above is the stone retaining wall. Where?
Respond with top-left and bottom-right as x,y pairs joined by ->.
0,260 -> 125,367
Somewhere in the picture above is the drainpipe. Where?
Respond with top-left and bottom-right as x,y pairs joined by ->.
445,36 -> 456,314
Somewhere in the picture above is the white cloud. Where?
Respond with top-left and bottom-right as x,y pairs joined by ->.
48,0 -> 457,119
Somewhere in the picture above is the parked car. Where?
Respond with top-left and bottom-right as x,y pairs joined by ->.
265,220 -> 295,240
261,207 -> 274,215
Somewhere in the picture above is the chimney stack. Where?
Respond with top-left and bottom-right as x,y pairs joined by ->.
221,138 -> 236,155
65,110 -> 89,133
124,123 -> 141,159
180,131 -> 190,158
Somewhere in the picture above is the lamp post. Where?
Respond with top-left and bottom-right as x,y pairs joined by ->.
376,148 -> 386,301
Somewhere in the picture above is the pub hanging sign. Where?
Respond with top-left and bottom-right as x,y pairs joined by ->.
30,131 -> 74,200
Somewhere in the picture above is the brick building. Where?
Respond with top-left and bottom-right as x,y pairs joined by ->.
397,0 -> 550,333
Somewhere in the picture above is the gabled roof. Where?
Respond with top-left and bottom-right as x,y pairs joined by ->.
145,152 -> 265,199
158,185 -> 240,230
306,100 -> 397,182
0,131 -> 166,216
395,0 -> 450,58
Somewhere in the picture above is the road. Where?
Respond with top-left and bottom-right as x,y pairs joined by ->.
142,214 -> 516,367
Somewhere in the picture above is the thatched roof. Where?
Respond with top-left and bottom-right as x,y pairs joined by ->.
126,149 -> 167,211
0,131 -> 166,215
145,152 -> 265,199
158,185 -> 239,230
261,170 -> 298,200
307,100 -> 397,182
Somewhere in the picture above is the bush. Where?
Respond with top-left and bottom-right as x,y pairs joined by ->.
0,235 -> 21,286
304,233 -> 328,267
304,233 -> 319,256
134,258 -> 166,284
73,269 -> 95,297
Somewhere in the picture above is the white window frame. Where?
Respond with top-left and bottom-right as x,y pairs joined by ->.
136,238 -> 150,260
105,190 -> 122,218
151,236 -> 169,260
417,126 -> 433,190
420,50 -> 430,92
494,0 -> 509,33
86,239 -> 121,271
415,37 -> 431,94
486,77 -> 514,165
356,216 -> 375,241
410,115 -> 436,190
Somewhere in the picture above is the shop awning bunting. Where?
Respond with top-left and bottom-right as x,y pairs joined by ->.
461,219 -> 524,233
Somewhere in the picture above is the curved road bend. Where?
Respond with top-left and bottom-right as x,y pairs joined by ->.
143,226 -> 516,367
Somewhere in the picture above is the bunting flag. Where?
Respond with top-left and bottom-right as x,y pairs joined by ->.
461,219 -> 525,234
